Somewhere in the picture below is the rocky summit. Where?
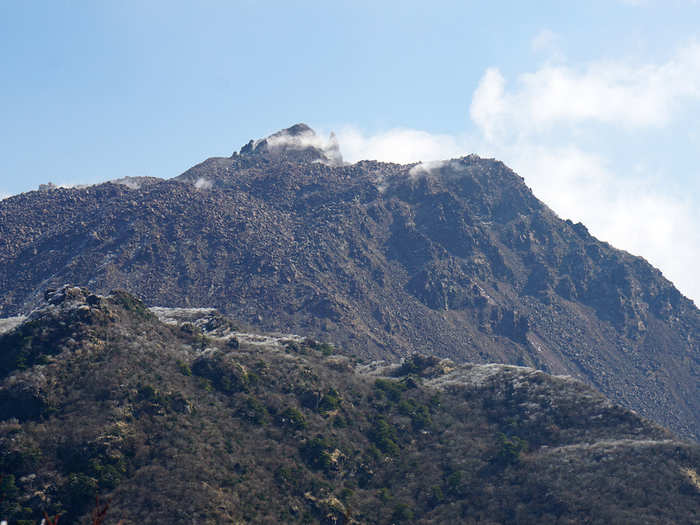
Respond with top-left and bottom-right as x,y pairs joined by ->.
0,124 -> 698,443
0,287 -> 698,523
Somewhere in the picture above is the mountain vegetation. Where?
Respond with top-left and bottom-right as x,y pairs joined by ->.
0,287 -> 698,524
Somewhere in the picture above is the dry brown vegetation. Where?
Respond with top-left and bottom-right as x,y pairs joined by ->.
0,288 -> 698,524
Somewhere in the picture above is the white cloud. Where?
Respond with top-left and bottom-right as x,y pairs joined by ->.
470,40 -> 700,139
336,127 -> 465,164
0,192 -> 9,201
469,68 -> 508,141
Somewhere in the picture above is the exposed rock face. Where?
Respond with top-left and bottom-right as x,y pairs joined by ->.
0,125 -> 698,441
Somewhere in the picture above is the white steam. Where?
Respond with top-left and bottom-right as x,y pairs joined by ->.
265,129 -> 343,165
39,182 -> 93,191
194,178 -> 213,190
111,177 -> 143,190
266,129 -> 327,152
407,159 -> 471,179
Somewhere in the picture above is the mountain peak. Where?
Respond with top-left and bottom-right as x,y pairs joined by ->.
274,122 -> 314,137
238,123 -> 343,166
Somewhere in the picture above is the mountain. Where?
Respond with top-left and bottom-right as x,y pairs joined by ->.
0,287 -> 698,524
0,124 -> 698,441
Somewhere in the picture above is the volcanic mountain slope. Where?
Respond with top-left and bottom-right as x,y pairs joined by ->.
0,124 -> 698,441
0,287 -> 698,524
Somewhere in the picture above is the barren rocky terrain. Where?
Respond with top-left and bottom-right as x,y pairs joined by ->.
0,124 -> 697,441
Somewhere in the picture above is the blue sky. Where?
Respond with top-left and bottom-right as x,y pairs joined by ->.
1,1 -> 699,302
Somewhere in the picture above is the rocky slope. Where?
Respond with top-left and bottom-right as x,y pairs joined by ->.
0,124 -> 697,441
0,287 -> 698,524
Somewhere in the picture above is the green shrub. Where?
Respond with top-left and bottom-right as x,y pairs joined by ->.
495,433 -> 528,465
429,485 -> 444,507
278,407 -> 307,430
177,360 -> 192,376
274,465 -> 301,486
284,341 -> 304,354
0,473 -> 20,511
445,470 -> 464,496
319,343 -> 334,356
318,389 -> 341,414
137,384 -> 159,402
63,472 -> 98,509
192,356 -> 249,394
303,339 -> 334,355
392,503 -> 414,521
374,379 -> 407,403
239,396 -> 269,425
396,353 -> 441,376
367,418 -> 399,455
300,437 -> 334,471
333,414 -> 348,428
378,487 -> 392,503
398,398 -> 432,430
110,290 -> 153,319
